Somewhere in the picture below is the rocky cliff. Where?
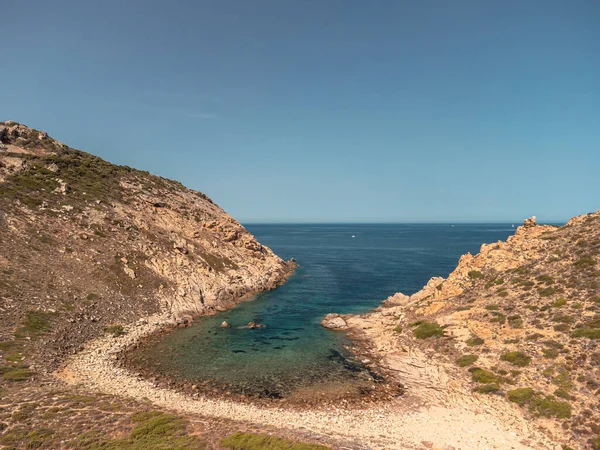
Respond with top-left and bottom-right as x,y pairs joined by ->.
0,121 -> 294,370
337,213 -> 600,449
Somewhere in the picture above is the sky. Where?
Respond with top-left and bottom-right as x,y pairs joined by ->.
1,0 -> 598,223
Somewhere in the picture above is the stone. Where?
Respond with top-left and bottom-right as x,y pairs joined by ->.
523,216 -> 537,228
220,321 -> 230,328
320,313 -> 348,330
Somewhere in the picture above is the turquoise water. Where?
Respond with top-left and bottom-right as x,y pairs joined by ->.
130,224 -> 516,400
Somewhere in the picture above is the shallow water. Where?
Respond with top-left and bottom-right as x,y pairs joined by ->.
129,224 -> 516,399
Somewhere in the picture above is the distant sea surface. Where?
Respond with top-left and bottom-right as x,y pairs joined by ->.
129,224 -> 517,399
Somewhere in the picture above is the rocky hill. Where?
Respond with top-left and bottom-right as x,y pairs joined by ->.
0,121 -> 294,369
0,121 -> 312,449
336,213 -> 600,449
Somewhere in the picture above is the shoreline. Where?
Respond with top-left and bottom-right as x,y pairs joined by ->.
55,299 -> 557,449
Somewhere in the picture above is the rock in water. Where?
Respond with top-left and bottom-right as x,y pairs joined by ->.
320,313 -> 348,330
220,321 -> 230,328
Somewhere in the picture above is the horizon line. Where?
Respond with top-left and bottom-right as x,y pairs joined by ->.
241,220 -> 568,225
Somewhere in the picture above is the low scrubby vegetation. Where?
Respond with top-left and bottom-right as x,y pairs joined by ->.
410,321 -> 445,339
221,432 -> 329,450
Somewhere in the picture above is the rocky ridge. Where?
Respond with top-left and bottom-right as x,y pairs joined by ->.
0,120 -> 294,371
336,212 -> 600,449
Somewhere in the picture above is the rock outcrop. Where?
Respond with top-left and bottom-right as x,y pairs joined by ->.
343,212 -> 600,450
320,313 -> 348,330
0,121 -> 294,368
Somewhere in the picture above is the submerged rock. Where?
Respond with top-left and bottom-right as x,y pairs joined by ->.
321,313 -> 348,330
220,321 -> 230,328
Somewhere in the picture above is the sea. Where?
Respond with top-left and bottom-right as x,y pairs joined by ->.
128,224 -> 516,400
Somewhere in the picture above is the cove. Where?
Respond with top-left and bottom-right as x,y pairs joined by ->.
127,224 -> 515,402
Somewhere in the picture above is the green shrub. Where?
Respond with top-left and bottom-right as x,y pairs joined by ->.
530,395 -> 571,418
551,298 -> 567,307
105,324 -> 125,337
474,383 -> 500,394
457,354 -> 478,367
489,312 -> 506,324
469,367 -> 499,384
543,348 -> 559,358
412,321 -> 444,339
501,351 -> 531,367
538,287 -> 557,297
552,314 -> 574,324
574,257 -> 597,268
466,336 -> 484,346
508,315 -> 523,328
571,328 -> 600,339
526,333 -> 544,341
73,411 -> 206,449
507,387 -> 535,406
536,274 -> 554,284
14,310 -> 54,339
554,389 -> 570,399
468,270 -> 484,280
221,432 -> 329,450
485,304 -> 499,311
1,367 -> 33,381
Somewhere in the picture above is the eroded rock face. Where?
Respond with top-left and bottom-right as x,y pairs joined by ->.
321,313 -> 348,330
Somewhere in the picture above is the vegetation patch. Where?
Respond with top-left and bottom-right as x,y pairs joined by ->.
468,270 -> 484,280
457,354 -> 478,367
221,432 -> 329,450
14,310 -> 55,339
0,364 -> 33,381
469,367 -> 500,384
542,348 -> 559,358
74,411 -> 206,449
474,383 -> 500,394
411,321 -> 445,339
574,257 -> 597,268
551,297 -> 567,307
571,328 -> 600,339
501,351 -> 531,367
530,395 -> 571,418
508,315 -> 524,328
538,287 -> 557,297
507,387 -> 535,406
105,324 -> 125,337
466,336 -> 484,346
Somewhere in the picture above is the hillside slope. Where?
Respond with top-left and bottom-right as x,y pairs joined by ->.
0,120 -> 294,371
340,213 -> 600,449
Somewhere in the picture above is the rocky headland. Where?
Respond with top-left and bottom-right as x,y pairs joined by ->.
329,213 -> 600,450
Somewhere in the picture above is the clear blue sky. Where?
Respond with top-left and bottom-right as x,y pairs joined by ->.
1,0 -> 598,223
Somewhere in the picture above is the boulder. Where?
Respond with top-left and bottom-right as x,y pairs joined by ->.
523,216 -> 537,228
220,321 -> 230,328
320,313 -> 348,330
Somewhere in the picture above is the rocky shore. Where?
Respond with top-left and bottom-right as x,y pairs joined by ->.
322,213 -> 600,449
57,308 -> 557,449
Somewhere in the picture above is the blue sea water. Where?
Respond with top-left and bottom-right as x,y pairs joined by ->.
130,224 -> 516,399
